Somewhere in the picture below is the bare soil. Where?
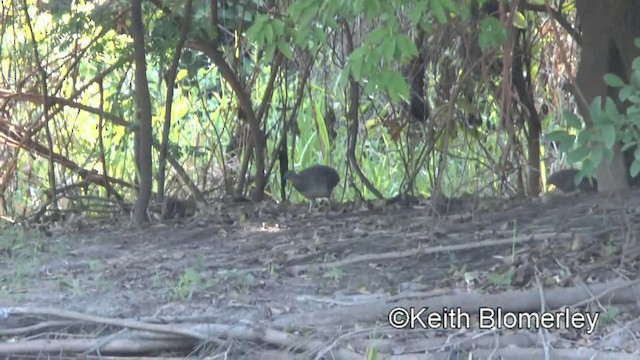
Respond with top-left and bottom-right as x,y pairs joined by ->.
2,191 -> 640,359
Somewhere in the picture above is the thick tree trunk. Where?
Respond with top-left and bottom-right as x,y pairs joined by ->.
575,0 -> 629,192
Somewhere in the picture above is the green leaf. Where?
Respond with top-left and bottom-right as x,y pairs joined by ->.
575,129 -> 592,146
629,95 -> 640,104
563,110 -> 583,129
292,30 -> 306,46
589,96 -> 605,125
310,27 -> 327,49
619,85 -> 633,101
438,0 -> 459,12
315,102 -> 330,158
546,130 -> 575,152
352,0 -> 364,13
600,124 -> 617,148
581,158 -> 597,175
512,11 -> 527,29
601,97 -> 620,125
598,306 -> 621,325
265,42 -> 276,61
546,129 -> 570,141
287,0 -> 309,18
603,147 -> 614,162
632,71 -> 640,88
388,70 -> 410,102
590,146 -> 604,168
397,35 -> 419,60
633,57 -> 640,72
431,0 -> 447,23
351,58 -> 363,80
365,0 -> 381,19
628,106 -> 640,119
271,20 -> 285,36
337,64 -> 351,89
365,27 -> 390,44
264,24 -> 275,43
574,169 -> 588,186
621,131 -> 634,144
478,17 -> 506,50
348,48 -> 367,80
603,73 -> 625,88
631,159 -> 640,177
245,15 -> 268,44
276,41 -> 294,60
487,269 -> 514,287
635,37 -> 640,48
621,140 -> 637,152
408,4 -> 423,26
297,1 -> 318,28
383,37 -> 397,60
567,146 -> 590,163
367,27 -> 388,44
176,69 -> 188,82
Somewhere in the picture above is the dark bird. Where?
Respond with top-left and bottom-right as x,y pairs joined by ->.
283,165 -> 339,210
547,168 -> 598,193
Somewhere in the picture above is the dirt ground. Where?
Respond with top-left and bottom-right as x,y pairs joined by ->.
2,191 -> 640,359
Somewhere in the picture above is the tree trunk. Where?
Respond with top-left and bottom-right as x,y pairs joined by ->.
131,0 -> 154,224
575,0 -> 629,192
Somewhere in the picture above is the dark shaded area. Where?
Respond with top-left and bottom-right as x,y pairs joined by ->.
547,169 -> 597,193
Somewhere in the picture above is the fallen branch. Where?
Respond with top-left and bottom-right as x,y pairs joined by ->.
3,307 -> 209,340
289,231 -> 573,273
0,320 -> 79,336
0,336 -> 195,356
273,279 -> 640,328
0,307 -> 362,358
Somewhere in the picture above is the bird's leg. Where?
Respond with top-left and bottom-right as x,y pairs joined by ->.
319,197 -> 330,210
323,197 -> 331,216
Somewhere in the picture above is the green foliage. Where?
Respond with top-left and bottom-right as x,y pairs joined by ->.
0,229 -> 47,296
313,102 -> 331,162
244,0 -> 512,200
547,41 -> 640,184
598,306 -> 620,326
170,267 -> 203,301
246,0 -> 466,106
512,11 -> 527,30
487,268 -> 514,287
478,17 -> 506,50
323,267 -> 344,282
245,15 -> 293,60
366,347 -> 379,360
0,0 -> 534,217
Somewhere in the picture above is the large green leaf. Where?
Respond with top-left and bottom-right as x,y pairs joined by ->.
546,130 -> 576,152
563,110 -> 583,129
566,146 -> 590,163
599,124 -> 617,149
276,41 -> 294,60
603,73 -> 625,88
631,159 -> 640,177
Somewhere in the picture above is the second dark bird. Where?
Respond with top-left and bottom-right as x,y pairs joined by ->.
283,165 -> 339,211
547,168 -> 597,193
